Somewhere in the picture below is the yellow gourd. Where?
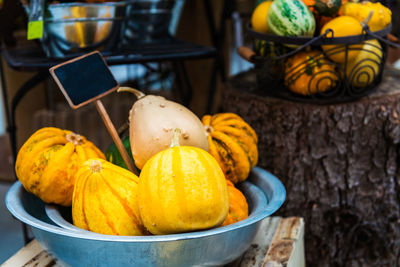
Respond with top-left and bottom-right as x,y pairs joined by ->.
138,129 -> 229,235
15,127 -> 105,206
346,39 -> 383,87
321,16 -> 363,63
221,180 -> 249,227
341,2 -> 391,32
285,51 -> 338,95
251,1 -> 273,33
72,159 -> 147,236
202,113 -> 258,184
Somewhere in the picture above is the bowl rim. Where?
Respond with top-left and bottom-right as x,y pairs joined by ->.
6,167 -> 285,242
44,176 -> 269,237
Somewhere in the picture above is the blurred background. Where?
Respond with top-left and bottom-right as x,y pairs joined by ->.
0,0 -> 399,263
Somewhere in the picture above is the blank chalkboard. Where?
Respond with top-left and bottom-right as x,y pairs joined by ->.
49,51 -> 119,109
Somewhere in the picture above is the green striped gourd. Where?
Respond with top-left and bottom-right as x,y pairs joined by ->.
267,0 -> 316,37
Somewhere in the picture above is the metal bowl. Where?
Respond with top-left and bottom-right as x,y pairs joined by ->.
123,0 -> 185,44
25,2 -> 127,58
6,167 -> 285,267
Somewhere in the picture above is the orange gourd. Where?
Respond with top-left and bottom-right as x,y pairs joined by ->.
221,180 -> 249,226
202,113 -> 258,184
15,127 -> 105,206
284,50 -> 338,95
301,0 -> 342,16
72,158 -> 147,236
138,129 -> 229,235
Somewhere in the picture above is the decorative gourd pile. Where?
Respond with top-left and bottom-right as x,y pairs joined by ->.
251,0 -> 391,95
15,94 -> 258,236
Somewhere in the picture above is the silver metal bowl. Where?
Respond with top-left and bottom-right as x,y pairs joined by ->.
25,2 -> 127,58
123,0 -> 185,44
6,167 -> 285,267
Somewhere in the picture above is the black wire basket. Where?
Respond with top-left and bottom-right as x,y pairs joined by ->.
241,23 -> 400,104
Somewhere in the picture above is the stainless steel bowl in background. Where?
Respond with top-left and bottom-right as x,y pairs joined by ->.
123,0 -> 185,44
6,167 -> 285,267
25,2 -> 127,58
23,0 -> 185,57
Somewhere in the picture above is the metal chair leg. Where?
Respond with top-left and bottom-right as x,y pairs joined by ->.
203,0 -> 232,113
177,61 -> 193,106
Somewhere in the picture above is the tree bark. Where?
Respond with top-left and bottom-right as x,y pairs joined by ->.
222,69 -> 400,267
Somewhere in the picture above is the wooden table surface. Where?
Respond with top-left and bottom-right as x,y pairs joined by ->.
2,217 -> 304,267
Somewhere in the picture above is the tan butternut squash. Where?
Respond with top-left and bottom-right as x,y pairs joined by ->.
118,88 -> 209,170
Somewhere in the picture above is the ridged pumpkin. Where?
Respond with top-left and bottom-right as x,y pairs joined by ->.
138,129 -> 229,235
221,180 -> 249,227
202,113 -> 258,184
15,127 -> 105,206
72,158 -> 147,236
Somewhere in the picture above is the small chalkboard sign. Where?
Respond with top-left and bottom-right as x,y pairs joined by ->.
49,51 -> 137,175
50,51 -> 119,109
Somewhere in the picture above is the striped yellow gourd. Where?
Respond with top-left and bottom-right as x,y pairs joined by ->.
202,113 -> 258,184
138,129 -> 229,235
72,158 -> 147,236
15,127 -> 105,206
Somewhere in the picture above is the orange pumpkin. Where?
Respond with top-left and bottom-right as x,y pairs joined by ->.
301,0 -> 342,16
221,180 -> 249,226
285,50 -> 338,95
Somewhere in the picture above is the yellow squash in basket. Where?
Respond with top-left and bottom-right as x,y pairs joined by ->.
345,39 -> 383,87
285,51 -> 338,96
340,2 -> 392,32
321,16 -> 363,63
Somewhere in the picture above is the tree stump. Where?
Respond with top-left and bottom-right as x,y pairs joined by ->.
222,69 -> 400,267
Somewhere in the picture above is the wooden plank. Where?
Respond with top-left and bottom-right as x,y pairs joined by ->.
1,240 -> 61,267
263,217 -> 305,267
238,217 -> 305,267
238,217 -> 282,267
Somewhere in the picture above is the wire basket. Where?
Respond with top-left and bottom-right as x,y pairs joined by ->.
242,23 -> 399,104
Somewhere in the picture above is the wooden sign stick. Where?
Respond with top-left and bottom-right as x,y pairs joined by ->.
49,51 -> 138,175
95,100 -> 137,175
